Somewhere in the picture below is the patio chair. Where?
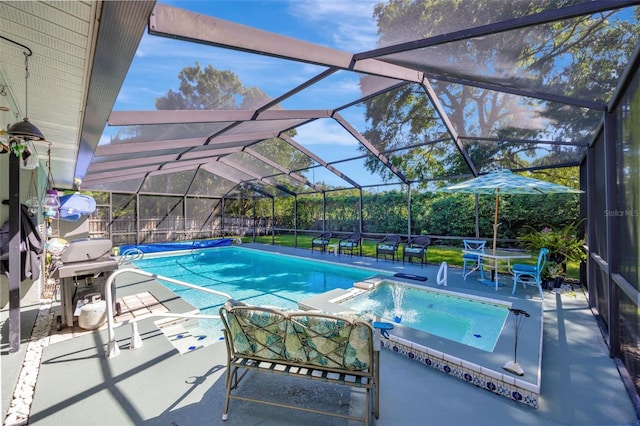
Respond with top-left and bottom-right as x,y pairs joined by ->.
462,239 -> 486,280
402,235 -> 431,266
311,231 -> 332,253
512,248 -> 549,299
338,232 -> 362,257
375,235 -> 402,262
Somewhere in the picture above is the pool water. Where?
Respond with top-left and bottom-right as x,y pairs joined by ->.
339,282 -> 509,352
133,247 -> 377,333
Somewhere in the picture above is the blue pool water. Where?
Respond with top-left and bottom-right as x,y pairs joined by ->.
339,282 -> 509,352
133,247 -> 378,331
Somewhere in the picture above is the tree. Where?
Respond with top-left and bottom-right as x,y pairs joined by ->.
155,62 -> 265,110
362,0 -> 640,185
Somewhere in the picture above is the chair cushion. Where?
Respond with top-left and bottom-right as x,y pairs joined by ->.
378,244 -> 396,251
462,254 -> 480,260
312,239 -> 329,244
285,314 -> 371,370
405,247 -> 423,254
513,264 -> 537,273
225,307 -> 287,360
340,241 -> 357,247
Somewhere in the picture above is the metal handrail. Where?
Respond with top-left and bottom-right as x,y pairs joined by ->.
105,268 -> 232,358
117,248 -> 144,265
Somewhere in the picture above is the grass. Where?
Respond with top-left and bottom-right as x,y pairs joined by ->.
242,234 -> 581,280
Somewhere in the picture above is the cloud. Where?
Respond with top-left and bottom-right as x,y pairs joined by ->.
288,0 -> 379,52
296,119 -> 359,147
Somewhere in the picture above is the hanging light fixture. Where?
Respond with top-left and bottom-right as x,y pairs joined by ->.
26,169 -> 40,215
42,142 -> 59,220
0,35 -> 45,147
7,51 -> 44,142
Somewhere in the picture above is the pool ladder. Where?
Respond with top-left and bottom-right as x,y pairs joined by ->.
104,268 -> 232,358
117,248 -> 144,265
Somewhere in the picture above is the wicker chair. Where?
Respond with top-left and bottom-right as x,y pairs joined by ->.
338,232 -> 362,257
375,235 -> 402,262
402,235 -> 431,266
311,231 -> 332,253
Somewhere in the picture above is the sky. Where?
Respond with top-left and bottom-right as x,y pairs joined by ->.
106,0 -> 391,188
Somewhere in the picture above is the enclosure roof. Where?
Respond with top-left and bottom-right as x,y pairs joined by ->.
3,1 -> 640,198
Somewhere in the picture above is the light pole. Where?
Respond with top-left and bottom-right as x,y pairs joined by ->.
503,308 -> 530,376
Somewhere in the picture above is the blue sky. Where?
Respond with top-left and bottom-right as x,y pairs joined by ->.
107,0 -> 392,187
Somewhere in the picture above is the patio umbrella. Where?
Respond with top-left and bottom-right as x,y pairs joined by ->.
438,169 -> 582,252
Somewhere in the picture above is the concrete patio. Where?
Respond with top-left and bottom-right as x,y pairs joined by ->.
2,244 -> 637,425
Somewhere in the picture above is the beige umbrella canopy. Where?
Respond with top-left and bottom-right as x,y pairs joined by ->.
439,169 -> 582,252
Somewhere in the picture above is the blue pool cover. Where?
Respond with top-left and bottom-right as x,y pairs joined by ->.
119,238 -> 234,254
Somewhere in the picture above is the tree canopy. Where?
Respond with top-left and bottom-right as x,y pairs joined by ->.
361,0 -> 640,185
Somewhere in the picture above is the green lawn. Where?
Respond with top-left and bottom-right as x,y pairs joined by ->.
241,234 -> 580,280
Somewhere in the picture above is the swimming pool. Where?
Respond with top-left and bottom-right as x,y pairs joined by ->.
337,281 -> 509,352
133,247 -> 380,331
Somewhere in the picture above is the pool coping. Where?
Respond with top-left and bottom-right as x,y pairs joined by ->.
300,277 -> 543,409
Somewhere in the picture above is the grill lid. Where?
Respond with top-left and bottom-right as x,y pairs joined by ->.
60,238 -> 113,263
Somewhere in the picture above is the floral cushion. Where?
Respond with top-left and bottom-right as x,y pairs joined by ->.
340,241 -> 358,247
285,314 -> 371,370
312,239 -> 330,244
222,302 -> 372,371
224,302 -> 287,360
378,244 -> 396,251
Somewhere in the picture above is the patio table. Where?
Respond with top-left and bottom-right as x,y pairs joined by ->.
461,249 -> 531,290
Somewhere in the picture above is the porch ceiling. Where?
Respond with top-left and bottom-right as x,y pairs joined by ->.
0,0 -> 155,188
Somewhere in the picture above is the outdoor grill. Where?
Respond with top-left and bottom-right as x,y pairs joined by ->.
52,238 -> 118,330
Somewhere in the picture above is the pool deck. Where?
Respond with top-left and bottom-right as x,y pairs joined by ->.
2,242 -> 638,425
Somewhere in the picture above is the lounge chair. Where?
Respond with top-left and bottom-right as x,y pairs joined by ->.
462,239 -> 486,280
402,235 -> 431,266
311,231 -> 332,253
376,235 -> 402,262
512,247 -> 549,299
339,232 -> 362,257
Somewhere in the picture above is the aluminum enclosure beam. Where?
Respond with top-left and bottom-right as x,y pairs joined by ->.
149,4 -> 423,83
419,78 -> 478,176
243,147 -> 324,193
88,146 -> 240,173
422,72 -> 606,111
332,112 -> 409,185
356,0 -> 640,60
95,131 -> 280,156
279,133 -> 361,189
109,109 -> 334,126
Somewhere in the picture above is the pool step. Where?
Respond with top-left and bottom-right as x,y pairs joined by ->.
155,317 -> 218,354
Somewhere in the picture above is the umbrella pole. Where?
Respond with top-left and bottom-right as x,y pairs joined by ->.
491,191 -> 500,281
493,191 -> 500,253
